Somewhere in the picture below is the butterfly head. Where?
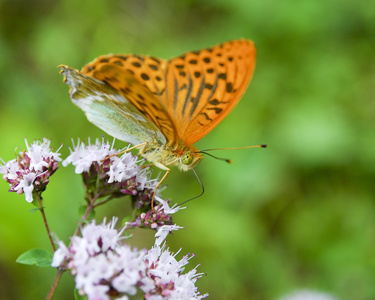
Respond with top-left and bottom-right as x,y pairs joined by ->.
178,149 -> 203,172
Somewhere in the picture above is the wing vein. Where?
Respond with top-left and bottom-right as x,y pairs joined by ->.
172,69 -> 179,111
189,73 -> 205,120
181,71 -> 193,117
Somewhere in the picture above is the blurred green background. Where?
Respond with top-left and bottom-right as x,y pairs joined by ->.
0,0 -> 374,299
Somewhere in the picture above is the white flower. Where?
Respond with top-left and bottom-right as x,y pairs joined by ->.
107,152 -> 140,183
52,218 -> 147,300
0,138 -> 61,202
52,218 -> 207,300
14,172 -> 37,202
156,196 -> 185,215
142,244 -> 208,300
155,224 -> 183,246
26,138 -> 61,172
63,138 -> 117,173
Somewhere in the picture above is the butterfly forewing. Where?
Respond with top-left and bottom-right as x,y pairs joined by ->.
81,57 -> 178,145
166,39 -> 256,146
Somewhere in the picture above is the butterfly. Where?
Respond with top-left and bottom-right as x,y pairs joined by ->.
59,39 -> 257,209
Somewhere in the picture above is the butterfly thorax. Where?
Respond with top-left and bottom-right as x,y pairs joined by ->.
139,142 -> 203,172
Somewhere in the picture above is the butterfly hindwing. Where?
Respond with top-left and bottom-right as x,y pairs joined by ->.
59,65 -> 166,146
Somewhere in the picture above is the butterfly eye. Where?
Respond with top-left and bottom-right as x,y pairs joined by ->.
181,151 -> 193,165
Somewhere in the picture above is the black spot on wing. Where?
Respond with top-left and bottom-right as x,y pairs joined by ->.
218,73 -> 227,80
126,69 -> 135,75
207,107 -> 223,114
149,64 -> 159,70
226,82 -> 233,93
141,73 -> 150,80
115,55 -> 128,61
113,60 -> 123,66
200,112 -> 212,122
150,56 -> 161,64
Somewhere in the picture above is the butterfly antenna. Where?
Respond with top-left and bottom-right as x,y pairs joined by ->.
177,168 -> 205,207
199,144 -> 268,152
198,151 -> 232,164
197,144 -> 267,164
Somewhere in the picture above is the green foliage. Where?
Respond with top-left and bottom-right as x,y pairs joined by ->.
16,249 -> 53,268
0,0 -> 374,299
74,289 -> 87,300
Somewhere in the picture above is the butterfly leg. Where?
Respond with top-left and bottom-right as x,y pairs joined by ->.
151,162 -> 170,212
103,142 -> 148,161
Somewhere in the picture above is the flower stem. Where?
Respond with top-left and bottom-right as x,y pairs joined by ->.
36,194 -> 56,252
46,268 -> 64,300
72,192 -> 101,237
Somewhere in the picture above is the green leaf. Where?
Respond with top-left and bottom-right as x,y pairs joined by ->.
74,288 -> 87,300
29,207 -> 42,213
16,248 -> 53,267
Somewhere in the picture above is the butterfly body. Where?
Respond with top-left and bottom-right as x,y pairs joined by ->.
60,39 -> 256,207
140,143 -> 203,172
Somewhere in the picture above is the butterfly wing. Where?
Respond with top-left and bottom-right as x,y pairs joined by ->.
79,39 -> 255,148
165,39 -> 256,146
59,65 -> 166,146
81,55 -> 178,146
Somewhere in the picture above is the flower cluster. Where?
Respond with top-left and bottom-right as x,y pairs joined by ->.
0,138 -> 61,203
143,245 -> 207,300
63,139 -> 159,208
63,138 -> 157,197
52,218 -> 207,300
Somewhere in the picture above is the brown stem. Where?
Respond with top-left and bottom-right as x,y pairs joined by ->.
46,268 -> 64,300
72,192 -> 101,237
36,194 -> 56,252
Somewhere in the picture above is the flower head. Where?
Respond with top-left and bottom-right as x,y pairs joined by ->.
141,244 -> 208,299
63,138 -> 159,206
52,218 -> 207,300
52,218 -> 147,300
0,138 -> 61,203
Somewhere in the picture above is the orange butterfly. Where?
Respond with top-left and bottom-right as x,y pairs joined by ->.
60,39 -> 258,209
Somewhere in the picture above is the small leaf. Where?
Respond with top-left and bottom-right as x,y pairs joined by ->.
16,248 -> 52,267
74,288 -> 87,300
30,207 -> 42,213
